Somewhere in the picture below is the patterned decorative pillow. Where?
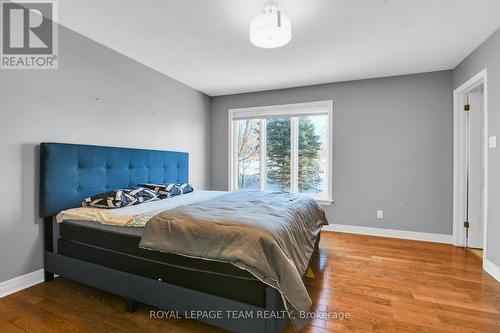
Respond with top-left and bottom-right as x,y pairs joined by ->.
140,183 -> 193,199
81,187 -> 158,209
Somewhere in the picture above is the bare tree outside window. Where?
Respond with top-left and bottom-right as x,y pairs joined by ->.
236,119 -> 260,190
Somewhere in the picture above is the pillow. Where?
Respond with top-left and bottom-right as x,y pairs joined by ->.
140,183 -> 193,199
81,187 -> 158,209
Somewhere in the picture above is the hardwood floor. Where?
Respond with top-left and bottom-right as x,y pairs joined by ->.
1,231 -> 499,333
469,248 -> 484,261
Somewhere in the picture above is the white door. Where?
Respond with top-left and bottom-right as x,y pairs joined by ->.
465,88 -> 484,249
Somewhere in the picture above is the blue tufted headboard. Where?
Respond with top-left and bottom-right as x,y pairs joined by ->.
39,143 -> 189,217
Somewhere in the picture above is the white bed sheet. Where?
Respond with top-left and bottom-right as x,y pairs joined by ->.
56,190 -> 227,227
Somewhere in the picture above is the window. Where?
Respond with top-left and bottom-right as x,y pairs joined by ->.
229,101 -> 333,204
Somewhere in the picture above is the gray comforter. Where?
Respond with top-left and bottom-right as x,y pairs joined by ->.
139,191 -> 328,328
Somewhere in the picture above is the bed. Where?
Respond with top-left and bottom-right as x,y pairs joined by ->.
39,142 -> 323,333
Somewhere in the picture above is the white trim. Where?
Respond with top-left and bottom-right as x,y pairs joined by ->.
259,119 -> 267,191
228,100 -> 333,202
290,116 -> 299,192
0,269 -> 44,298
452,68 -> 488,256
228,113 -> 235,191
316,199 -> 334,206
322,224 -> 453,244
484,259 -> 500,283
230,100 -> 331,119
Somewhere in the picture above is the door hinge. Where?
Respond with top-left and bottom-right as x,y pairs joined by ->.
464,104 -> 470,111
464,221 -> 470,228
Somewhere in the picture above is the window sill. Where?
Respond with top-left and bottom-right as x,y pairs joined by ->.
228,189 -> 334,206
314,198 -> 334,206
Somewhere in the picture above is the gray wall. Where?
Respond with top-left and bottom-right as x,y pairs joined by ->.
210,71 -> 453,235
453,28 -> 500,268
0,26 -> 211,283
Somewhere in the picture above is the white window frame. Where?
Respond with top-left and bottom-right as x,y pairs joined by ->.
228,100 -> 333,205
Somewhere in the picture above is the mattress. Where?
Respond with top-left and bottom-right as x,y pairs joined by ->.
58,220 -> 267,306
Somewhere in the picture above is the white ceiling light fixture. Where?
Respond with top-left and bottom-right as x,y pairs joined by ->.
250,1 -> 292,49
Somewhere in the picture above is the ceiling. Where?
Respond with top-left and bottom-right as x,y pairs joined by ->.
58,0 -> 500,96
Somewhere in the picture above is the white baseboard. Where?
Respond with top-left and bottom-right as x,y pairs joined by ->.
484,259 -> 500,283
322,224 -> 453,244
0,269 -> 44,298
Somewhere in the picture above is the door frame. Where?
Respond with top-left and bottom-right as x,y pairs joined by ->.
452,69 -> 488,255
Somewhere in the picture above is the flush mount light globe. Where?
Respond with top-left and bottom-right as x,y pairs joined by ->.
250,1 -> 291,48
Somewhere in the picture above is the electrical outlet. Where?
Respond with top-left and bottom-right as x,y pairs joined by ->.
377,210 -> 384,219
489,136 -> 497,148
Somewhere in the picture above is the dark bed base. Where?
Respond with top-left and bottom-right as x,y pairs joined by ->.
45,251 -> 286,333
44,217 -> 321,333
57,221 -> 267,307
